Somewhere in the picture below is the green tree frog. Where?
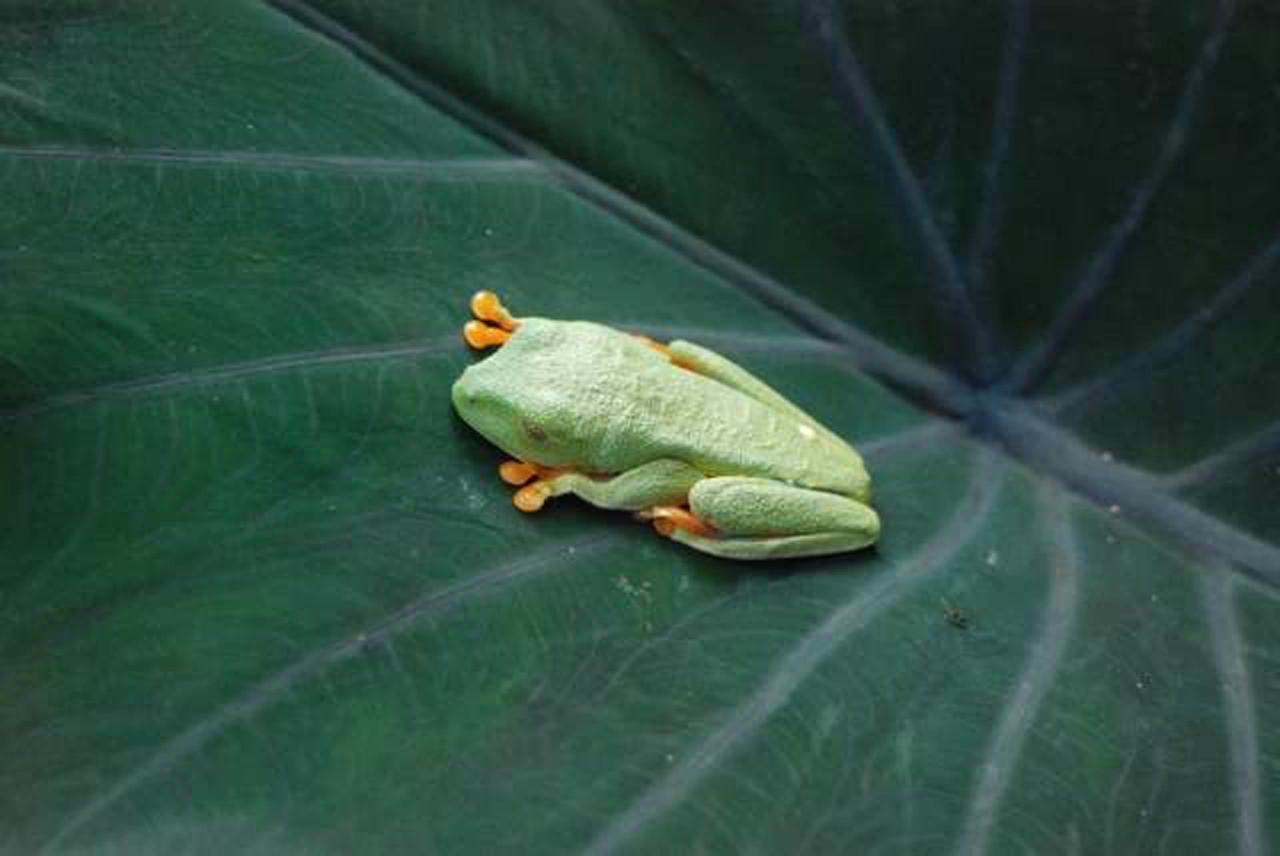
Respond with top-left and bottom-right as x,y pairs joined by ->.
451,292 -> 880,560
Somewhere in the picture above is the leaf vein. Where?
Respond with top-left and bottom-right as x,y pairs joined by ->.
804,0 -> 997,383
0,145 -> 543,179
0,336 -> 462,425
1201,567 -> 1266,856
968,0 -> 1030,305
1163,420 -> 1280,492
1047,226 -> 1280,414
955,484 -> 1081,856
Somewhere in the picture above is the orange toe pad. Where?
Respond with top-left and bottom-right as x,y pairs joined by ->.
470,290 -> 518,331
649,506 -> 717,538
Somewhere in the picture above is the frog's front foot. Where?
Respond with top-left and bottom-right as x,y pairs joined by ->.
498,459 -> 568,511
496,458 -> 702,515
463,290 -> 520,349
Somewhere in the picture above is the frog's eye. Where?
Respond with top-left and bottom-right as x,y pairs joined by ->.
522,420 -> 549,444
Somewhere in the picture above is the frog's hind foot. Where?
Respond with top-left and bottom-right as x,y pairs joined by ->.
464,291 -> 520,350
641,505 -> 718,539
629,334 -> 703,374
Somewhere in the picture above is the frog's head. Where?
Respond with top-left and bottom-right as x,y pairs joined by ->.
451,346 -> 587,468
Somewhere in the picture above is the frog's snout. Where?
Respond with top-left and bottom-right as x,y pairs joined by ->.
451,373 -> 519,452
450,376 -> 476,413
452,375 -> 498,433
451,377 -> 473,402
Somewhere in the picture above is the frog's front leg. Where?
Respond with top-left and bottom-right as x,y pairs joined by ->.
657,476 -> 880,560
500,458 -> 703,513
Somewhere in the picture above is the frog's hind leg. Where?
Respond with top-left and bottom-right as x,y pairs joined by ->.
665,339 -> 828,431
635,336 -> 841,441
499,458 -> 702,513
656,476 -> 880,560
464,290 -> 520,349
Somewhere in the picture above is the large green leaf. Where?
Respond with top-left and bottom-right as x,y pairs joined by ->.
3,1 -> 1278,853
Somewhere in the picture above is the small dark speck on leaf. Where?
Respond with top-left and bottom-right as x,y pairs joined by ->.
942,600 -> 969,630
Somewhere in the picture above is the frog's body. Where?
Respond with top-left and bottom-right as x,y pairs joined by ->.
451,293 -> 879,560
455,318 -> 870,497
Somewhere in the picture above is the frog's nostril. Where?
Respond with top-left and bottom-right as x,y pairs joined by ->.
451,381 -> 477,409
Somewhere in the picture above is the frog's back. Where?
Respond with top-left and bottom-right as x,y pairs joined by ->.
482,318 -> 869,499
638,368 -> 870,499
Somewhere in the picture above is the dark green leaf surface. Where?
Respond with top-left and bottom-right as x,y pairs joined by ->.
2,1 -> 1278,853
